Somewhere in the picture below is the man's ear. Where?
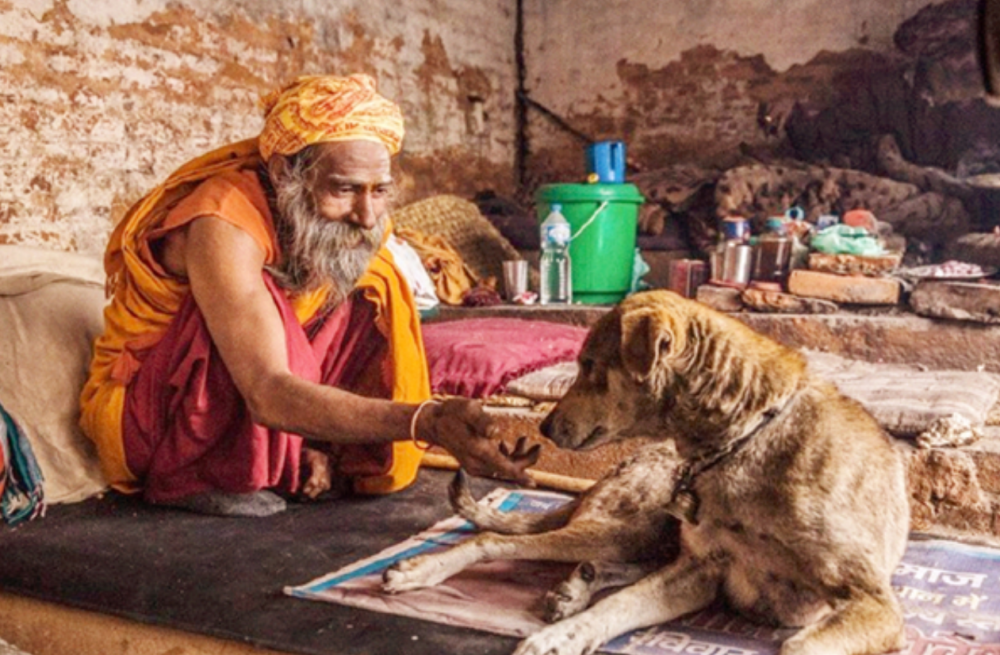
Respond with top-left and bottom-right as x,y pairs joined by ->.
266,154 -> 290,185
620,308 -> 673,381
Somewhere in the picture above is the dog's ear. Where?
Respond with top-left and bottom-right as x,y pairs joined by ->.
620,308 -> 672,380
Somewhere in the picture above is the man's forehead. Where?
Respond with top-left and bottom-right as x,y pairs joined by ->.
311,140 -> 392,181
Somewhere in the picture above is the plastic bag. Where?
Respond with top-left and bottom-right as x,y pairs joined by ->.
810,224 -> 884,257
630,248 -> 652,293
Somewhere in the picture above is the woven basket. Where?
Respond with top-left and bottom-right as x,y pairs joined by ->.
392,195 -> 522,282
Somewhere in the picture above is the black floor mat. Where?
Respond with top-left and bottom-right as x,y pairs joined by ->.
0,469 -> 520,655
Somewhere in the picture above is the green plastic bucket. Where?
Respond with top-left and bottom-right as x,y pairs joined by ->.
535,183 -> 644,304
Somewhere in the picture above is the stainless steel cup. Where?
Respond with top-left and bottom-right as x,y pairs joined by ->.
722,242 -> 753,286
502,260 -> 529,300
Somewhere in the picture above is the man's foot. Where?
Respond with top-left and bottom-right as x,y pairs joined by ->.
299,445 -> 350,501
159,490 -> 287,517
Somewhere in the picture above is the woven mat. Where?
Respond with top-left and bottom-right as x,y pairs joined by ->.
392,195 -> 521,282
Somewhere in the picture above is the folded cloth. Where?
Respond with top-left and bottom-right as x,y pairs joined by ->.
0,246 -> 109,504
385,234 -> 440,312
505,349 -> 1000,438
1,402 -> 46,526
395,226 -> 478,305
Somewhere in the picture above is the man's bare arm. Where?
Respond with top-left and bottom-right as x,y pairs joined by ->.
182,216 -> 538,482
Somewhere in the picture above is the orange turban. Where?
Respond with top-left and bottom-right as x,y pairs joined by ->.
258,74 -> 405,161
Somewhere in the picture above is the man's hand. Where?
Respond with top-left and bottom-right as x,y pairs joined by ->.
419,398 -> 541,486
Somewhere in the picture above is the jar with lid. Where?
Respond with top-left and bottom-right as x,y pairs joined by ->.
752,217 -> 792,285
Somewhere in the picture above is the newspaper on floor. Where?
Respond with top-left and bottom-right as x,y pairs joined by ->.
286,488 -> 1000,655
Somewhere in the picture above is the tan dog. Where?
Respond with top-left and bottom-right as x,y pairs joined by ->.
383,290 -> 909,655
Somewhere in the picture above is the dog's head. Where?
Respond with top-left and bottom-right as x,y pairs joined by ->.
539,291 -> 689,450
539,290 -> 806,453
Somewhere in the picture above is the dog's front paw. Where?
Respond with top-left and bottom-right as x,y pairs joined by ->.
513,621 -> 603,655
382,557 -> 434,594
381,556 -> 448,594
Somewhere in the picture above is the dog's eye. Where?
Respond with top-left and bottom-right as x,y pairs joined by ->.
579,358 -> 594,379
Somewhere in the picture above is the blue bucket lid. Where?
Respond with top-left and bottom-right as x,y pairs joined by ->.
535,183 -> 645,204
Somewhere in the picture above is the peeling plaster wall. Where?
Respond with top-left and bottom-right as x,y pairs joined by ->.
1,0 -> 516,254
521,0 -> 961,184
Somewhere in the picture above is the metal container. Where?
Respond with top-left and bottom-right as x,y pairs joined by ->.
502,260 -> 529,301
711,241 -> 753,287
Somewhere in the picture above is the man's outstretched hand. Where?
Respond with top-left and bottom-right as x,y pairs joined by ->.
419,398 -> 541,487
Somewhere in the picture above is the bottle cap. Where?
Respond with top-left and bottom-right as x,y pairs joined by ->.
765,217 -> 787,233
784,206 -> 805,221
551,203 -> 562,213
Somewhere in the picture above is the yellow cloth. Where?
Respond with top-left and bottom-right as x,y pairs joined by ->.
258,74 -> 405,160
395,226 -> 478,306
81,138 -> 427,495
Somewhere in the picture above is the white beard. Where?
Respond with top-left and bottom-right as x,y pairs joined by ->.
266,164 -> 387,304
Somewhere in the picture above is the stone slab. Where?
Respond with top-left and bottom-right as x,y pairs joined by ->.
695,284 -> 744,312
808,252 -> 903,276
740,287 -> 838,313
788,269 -> 901,305
910,280 -> 1000,324
737,313 -> 1000,373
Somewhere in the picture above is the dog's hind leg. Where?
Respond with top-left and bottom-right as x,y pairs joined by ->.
544,560 -> 660,622
780,588 -> 906,655
514,553 -> 723,655
382,522 -> 636,594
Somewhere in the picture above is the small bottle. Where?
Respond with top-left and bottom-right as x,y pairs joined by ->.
539,203 -> 572,304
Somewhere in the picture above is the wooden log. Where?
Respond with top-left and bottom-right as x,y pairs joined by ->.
420,452 -> 596,494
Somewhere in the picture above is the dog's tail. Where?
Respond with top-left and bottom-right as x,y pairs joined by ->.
449,470 -> 578,534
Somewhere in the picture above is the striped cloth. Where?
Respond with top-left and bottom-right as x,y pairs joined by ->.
1,402 -> 45,526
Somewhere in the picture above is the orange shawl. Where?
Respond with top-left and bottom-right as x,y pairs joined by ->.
80,138 -> 427,495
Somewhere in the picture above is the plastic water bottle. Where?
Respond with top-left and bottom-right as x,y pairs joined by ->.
539,204 -> 572,304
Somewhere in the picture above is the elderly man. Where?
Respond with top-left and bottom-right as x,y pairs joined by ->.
80,74 -> 536,517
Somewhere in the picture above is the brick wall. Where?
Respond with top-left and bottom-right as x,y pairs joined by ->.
0,0 -> 517,254
520,0 -> 988,184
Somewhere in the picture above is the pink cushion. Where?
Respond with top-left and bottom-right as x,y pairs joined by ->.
422,318 -> 588,398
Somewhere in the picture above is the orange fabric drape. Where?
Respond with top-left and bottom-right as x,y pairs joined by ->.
394,226 -> 477,305
80,138 -> 427,495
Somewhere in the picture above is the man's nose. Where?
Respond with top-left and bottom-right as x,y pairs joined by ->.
352,191 -> 378,230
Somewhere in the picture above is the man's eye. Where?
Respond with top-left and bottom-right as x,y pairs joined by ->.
334,186 -> 356,196
373,186 -> 393,197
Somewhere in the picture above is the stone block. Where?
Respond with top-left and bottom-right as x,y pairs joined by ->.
969,435 -> 1000,495
807,252 -> 902,276
695,284 -> 744,312
788,269 -> 900,305
910,280 -> 1000,324
741,287 -> 838,313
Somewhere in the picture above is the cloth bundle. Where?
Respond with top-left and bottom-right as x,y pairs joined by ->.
395,226 -> 478,305
0,402 -> 45,526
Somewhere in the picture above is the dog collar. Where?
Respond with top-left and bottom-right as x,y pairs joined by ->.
666,389 -> 800,525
